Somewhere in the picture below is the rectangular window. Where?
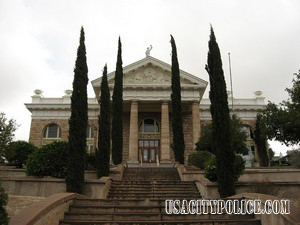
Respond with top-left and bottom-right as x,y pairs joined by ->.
139,140 -> 143,147
150,149 -> 155,161
150,141 -> 155,147
143,150 -> 148,161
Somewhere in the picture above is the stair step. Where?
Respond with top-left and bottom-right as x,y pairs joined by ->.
69,205 -> 162,214
60,218 -> 261,225
73,199 -> 164,207
64,212 -> 255,221
59,168 -> 260,225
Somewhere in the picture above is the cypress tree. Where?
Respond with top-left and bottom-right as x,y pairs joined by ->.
254,114 -> 269,167
96,64 -> 111,177
170,35 -> 185,164
66,27 -> 88,193
205,26 -> 235,197
111,37 -> 123,165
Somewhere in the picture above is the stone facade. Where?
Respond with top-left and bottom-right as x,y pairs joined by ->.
25,56 -> 266,166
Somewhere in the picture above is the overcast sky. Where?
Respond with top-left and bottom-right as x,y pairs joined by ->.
0,0 -> 299,155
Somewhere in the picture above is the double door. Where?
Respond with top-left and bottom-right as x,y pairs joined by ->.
138,140 -> 160,163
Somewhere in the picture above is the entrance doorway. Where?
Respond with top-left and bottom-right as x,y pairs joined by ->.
138,140 -> 160,163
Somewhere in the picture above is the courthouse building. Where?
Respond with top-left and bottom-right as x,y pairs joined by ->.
25,56 -> 265,167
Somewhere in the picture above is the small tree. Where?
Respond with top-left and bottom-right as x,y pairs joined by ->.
97,64 -> 111,178
170,35 -> 185,164
66,27 -> 88,194
0,112 -> 18,163
5,141 -> 37,168
111,37 -> 123,165
196,115 -> 248,155
0,182 -> 8,225
205,26 -> 235,197
261,70 -> 300,145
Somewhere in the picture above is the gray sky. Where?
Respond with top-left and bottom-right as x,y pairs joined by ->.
0,0 -> 299,155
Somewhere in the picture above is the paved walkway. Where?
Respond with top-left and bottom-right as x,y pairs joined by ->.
6,195 -> 45,219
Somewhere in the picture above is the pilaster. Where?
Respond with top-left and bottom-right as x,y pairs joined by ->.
160,101 -> 171,162
128,100 -> 139,163
192,101 -> 201,147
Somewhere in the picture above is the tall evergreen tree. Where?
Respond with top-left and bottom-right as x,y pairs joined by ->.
205,26 -> 235,197
170,35 -> 185,164
66,27 -> 88,193
254,114 -> 269,167
96,64 -> 111,177
111,37 -> 123,165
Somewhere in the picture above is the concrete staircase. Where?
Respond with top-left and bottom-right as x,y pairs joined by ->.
60,167 -> 261,225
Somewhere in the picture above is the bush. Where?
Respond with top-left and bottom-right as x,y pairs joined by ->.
204,155 -> 217,181
26,141 -> 68,178
204,154 -> 245,182
188,151 -> 213,169
4,141 -> 37,168
0,182 -> 8,225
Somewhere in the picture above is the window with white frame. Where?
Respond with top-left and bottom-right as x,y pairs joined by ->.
43,124 -> 61,138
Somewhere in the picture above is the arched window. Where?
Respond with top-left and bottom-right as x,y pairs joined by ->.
241,126 -> 254,140
43,124 -> 61,138
139,119 -> 159,133
86,125 -> 94,139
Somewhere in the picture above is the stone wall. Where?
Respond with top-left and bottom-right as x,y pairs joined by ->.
2,176 -> 111,198
29,118 -> 98,148
29,119 -> 69,147
27,107 -> 258,164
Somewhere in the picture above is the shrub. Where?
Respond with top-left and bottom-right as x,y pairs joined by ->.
0,182 -> 8,225
204,154 -> 245,182
26,141 -> 68,178
204,155 -> 217,182
188,151 -> 213,169
4,141 -> 37,168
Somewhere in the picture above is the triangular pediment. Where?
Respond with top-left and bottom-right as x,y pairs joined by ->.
107,64 -> 193,85
91,56 -> 208,97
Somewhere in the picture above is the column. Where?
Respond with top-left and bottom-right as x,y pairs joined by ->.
161,101 -> 171,162
128,100 -> 139,163
192,101 -> 201,147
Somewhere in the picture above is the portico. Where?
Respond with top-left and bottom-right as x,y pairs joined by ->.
92,56 -> 207,163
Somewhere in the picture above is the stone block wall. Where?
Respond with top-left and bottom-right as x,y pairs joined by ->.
29,119 -> 69,147
29,118 -> 98,148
